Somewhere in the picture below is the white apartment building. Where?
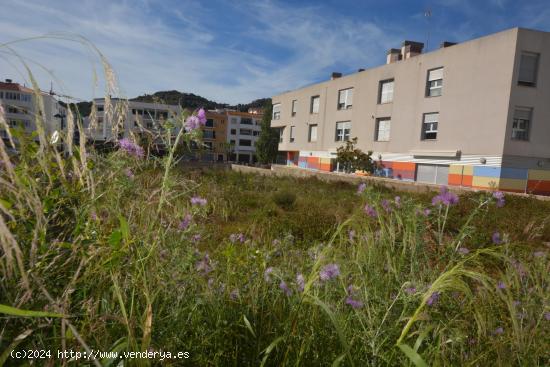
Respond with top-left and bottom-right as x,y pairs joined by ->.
226,111 -> 262,163
1,79 -> 67,143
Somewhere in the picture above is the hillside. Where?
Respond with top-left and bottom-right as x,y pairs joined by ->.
70,91 -> 270,117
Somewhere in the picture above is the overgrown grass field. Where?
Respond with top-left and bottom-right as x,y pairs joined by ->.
1,142 -> 550,365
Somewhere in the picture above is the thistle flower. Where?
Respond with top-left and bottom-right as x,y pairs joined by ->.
264,267 -> 274,282
185,115 -> 201,132
497,281 -> 506,290
492,191 -> 505,207
345,296 -> 363,309
357,182 -> 367,194
492,231 -> 502,245
319,263 -> 340,281
394,196 -> 401,208
195,253 -> 212,275
364,204 -> 377,218
279,281 -> 292,296
118,138 -> 144,158
124,168 -> 134,178
230,289 -> 239,300
493,327 -> 504,335
458,247 -> 470,255
544,312 -> 550,321
348,230 -> 355,242
426,291 -> 440,306
381,199 -> 392,213
229,233 -> 246,244
179,214 -> 192,230
404,286 -> 417,295
296,273 -> 305,292
191,234 -> 202,243
197,108 -> 207,125
190,196 -> 207,206
432,186 -> 459,206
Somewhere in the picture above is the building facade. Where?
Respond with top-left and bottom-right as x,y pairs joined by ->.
271,27 -> 550,195
226,111 -> 263,163
1,79 -> 67,143
200,111 -> 228,161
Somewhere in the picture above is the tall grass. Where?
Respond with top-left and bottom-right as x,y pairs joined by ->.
1,37 -> 549,366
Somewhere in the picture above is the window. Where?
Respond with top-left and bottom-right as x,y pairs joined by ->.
230,128 -> 236,135
272,104 -> 281,120
97,105 -> 104,112
239,139 -> 252,146
308,124 -> 318,142
335,121 -> 351,142
375,118 -> 391,141
241,118 -> 253,125
231,117 -> 238,124
203,130 -> 216,139
378,79 -> 394,104
240,129 -> 252,135
310,96 -> 320,114
337,88 -> 353,110
253,131 -> 260,136
290,126 -> 295,142
279,127 -> 284,143
290,100 -> 297,116
422,113 -> 439,140
426,68 -> 443,97
518,52 -> 539,87
230,139 -> 236,145
205,119 -> 214,127
512,107 -> 532,141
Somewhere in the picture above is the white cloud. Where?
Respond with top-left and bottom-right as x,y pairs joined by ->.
0,0 -> 404,104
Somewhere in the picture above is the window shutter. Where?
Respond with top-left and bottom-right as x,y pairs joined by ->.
424,113 -> 439,123
428,68 -> 443,81
519,54 -> 538,83
514,108 -> 531,120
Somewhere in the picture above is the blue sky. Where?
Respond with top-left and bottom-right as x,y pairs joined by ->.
1,0 -> 549,104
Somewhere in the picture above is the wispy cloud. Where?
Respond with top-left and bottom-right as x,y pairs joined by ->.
1,0 -> 548,104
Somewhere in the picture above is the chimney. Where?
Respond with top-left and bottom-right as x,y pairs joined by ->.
401,41 -> 424,59
331,72 -> 342,80
440,41 -> 457,48
386,48 -> 401,64
5,79 -> 13,83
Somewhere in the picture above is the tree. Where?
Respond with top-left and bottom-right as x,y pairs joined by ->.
255,101 -> 280,164
335,137 -> 374,173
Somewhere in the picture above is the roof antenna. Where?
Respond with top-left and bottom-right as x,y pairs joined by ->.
50,81 -> 54,95
424,8 -> 432,51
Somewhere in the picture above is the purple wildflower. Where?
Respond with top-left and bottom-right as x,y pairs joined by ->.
432,186 -> 459,206
381,199 -> 392,213
493,327 -> 504,335
497,281 -> 506,290
357,182 -> 367,194
191,234 -> 201,243
319,263 -> 340,282
195,254 -> 212,275
296,273 -> 305,292
394,196 -> 401,208
364,204 -> 377,218
118,138 -> 144,158
345,296 -> 364,309
544,312 -> 550,321
190,196 -> 207,206
264,267 -> 274,282
348,230 -> 355,242
179,214 -> 192,230
423,208 -> 431,216
533,251 -> 545,258
230,289 -> 239,300
124,168 -> 134,178
404,287 -> 417,295
197,108 -> 207,125
90,211 -> 98,221
513,300 -> 521,307
185,115 -> 201,132
426,291 -> 440,306
272,239 -> 281,246
229,233 -> 246,244
492,191 -> 505,207
279,281 -> 292,296
492,231 -> 502,245
458,247 -> 470,255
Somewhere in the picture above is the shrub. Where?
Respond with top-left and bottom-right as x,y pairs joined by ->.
272,190 -> 297,210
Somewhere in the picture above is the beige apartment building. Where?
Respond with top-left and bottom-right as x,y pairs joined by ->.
271,27 -> 550,195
